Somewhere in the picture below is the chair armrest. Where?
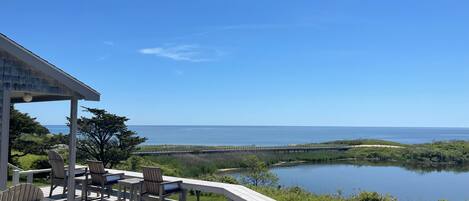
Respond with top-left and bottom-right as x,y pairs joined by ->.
160,181 -> 183,195
162,180 -> 183,191
103,173 -> 124,178
103,173 -> 125,183
64,167 -> 87,171
161,180 -> 183,186
140,180 -> 182,185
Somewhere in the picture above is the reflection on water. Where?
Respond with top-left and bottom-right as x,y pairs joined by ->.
231,163 -> 469,201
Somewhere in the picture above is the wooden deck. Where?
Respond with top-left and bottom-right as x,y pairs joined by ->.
41,186 -> 117,201
41,186 -> 178,201
37,168 -> 276,201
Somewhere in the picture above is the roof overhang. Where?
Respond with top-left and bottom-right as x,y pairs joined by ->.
0,34 -> 100,101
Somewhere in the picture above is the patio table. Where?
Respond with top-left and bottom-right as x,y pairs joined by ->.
117,178 -> 143,201
75,175 -> 89,200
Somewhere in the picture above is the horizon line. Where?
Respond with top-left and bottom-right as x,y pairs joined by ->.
43,124 -> 469,129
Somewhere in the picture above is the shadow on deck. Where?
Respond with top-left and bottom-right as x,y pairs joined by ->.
41,186 -> 177,201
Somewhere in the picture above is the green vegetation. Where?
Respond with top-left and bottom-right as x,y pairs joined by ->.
137,139 -> 404,153
323,139 -> 405,146
240,155 -> 278,187
346,140 -> 469,165
75,107 -> 147,168
167,186 -> 396,201
254,186 -> 397,201
9,107 -> 65,165
132,139 -> 469,179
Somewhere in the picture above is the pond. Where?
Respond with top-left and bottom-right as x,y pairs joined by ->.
232,163 -> 469,201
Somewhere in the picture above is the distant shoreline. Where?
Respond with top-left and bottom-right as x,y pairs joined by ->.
46,124 -> 469,129
46,125 -> 469,146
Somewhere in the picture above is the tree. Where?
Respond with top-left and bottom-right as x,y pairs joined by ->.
9,107 -> 60,164
75,107 -> 146,168
241,155 -> 278,187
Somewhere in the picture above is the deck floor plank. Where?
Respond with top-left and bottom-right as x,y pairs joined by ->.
41,186 -> 120,201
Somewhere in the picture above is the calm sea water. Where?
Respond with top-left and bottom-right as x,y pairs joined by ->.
251,164 -> 469,201
47,125 -> 469,145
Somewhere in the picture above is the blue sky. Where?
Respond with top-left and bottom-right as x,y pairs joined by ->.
2,0 -> 469,127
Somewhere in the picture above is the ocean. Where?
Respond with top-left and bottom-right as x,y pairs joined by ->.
46,125 -> 469,146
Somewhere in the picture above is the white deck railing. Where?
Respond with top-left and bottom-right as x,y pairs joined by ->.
8,164 -> 275,201
9,163 -> 51,185
107,169 -> 275,201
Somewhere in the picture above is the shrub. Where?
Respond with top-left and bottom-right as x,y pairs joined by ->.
351,192 -> 397,201
115,156 -> 180,176
198,174 -> 239,184
240,155 -> 278,187
253,186 -> 397,201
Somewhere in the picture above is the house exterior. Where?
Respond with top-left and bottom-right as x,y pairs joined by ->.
0,33 -> 100,200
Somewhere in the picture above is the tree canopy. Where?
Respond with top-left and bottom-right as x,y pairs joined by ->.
241,155 -> 278,187
9,107 -> 64,164
76,107 -> 146,168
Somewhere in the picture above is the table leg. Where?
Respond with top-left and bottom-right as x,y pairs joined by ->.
130,185 -> 134,201
180,189 -> 187,201
118,184 -> 122,201
82,180 -> 87,201
137,184 -> 141,201
196,190 -> 201,201
123,186 -> 127,201
134,186 -> 138,201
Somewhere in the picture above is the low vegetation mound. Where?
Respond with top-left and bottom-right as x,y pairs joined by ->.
322,139 -> 404,146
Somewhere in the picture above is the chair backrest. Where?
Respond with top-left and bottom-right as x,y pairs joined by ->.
0,183 -> 44,201
142,167 -> 164,195
48,150 -> 65,179
87,160 -> 106,185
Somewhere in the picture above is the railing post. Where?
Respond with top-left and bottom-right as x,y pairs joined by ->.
26,172 -> 33,183
196,190 -> 201,201
180,189 -> 187,201
12,170 -> 20,185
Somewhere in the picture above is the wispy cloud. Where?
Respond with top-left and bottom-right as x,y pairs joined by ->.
173,69 -> 184,76
103,41 -> 115,46
97,54 -> 110,61
139,44 -> 220,62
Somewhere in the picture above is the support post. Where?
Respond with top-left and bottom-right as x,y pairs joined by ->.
26,173 -> 33,183
12,169 -> 20,185
0,90 -> 10,190
67,97 -> 78,201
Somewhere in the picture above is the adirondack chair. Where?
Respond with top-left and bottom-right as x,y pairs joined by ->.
140,167 -> 183,201
0,183 -> 43,201
86,160 -> 124,201
48,150 -> 87,197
